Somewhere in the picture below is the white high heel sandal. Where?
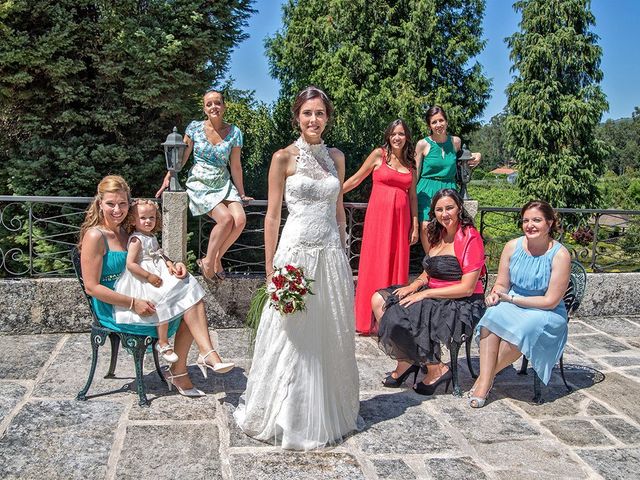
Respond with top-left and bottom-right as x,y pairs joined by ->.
196,350 -> 235,378
165,368 -> 205,397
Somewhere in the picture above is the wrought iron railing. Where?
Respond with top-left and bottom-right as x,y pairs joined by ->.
1,196 -> 639,277
479,207 -> 640,273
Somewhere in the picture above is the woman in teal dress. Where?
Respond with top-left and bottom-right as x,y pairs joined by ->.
415,106 -> 481,252
157,90 -> 252,280
81,175 -> 234,397
469,200 -> 571,408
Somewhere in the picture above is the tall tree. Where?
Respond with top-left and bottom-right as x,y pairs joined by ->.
0,0 -> 253,197
505,0 -> 608,208
468,112 -> 512,171
266,0 -> 490,200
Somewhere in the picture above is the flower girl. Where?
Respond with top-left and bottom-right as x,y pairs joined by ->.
114,200 -> 206,363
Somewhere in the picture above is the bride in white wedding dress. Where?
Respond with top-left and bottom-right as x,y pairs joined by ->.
233,86 -> 360,450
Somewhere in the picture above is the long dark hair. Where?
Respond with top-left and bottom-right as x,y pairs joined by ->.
520,200 -> 560,238
426,188 -> 475,246
383,119 -> 415,170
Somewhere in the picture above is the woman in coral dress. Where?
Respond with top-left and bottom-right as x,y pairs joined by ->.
343,119 -> 419,334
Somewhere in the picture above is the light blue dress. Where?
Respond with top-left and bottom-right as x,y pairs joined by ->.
184,121 -> 243,216
476,237 -> 567,384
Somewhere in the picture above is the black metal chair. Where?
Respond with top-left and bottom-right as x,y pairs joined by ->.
448,267 -> 489,396
518,260 -> 587,403
71,247 -> 165,406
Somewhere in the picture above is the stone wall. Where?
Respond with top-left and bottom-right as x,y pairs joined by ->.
1,273 -> 639,335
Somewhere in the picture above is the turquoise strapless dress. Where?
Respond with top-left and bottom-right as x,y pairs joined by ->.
476,237 -> 567,384
92,247 -> 180,337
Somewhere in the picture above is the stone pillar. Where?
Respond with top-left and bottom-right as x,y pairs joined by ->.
162,191 -> 188,263
463,199 -> 479,219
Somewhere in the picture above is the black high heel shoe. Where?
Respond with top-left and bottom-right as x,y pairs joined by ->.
413,369 -> 452,396
382,364 -> 420,388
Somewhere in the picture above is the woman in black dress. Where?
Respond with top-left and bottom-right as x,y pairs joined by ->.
371,189 -> 486,395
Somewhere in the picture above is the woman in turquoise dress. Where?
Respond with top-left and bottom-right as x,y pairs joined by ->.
469,200 -> 571,408
81,175 -> 234,397
415,106 -> 481,252
157,90 -> 252,280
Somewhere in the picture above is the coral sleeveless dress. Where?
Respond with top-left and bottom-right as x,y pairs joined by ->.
355,149 -> 413,334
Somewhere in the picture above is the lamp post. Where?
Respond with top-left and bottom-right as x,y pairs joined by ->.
162,127 -> 187,192
456,145 -> 473,201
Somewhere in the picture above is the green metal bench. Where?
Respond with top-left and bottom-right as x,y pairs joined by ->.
518,260 -> 588,403
71,247 -> 166,407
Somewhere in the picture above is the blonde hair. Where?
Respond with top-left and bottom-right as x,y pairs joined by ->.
125,199 -> 162,235
78,175 -> 131,247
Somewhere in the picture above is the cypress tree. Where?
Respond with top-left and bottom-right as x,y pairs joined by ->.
505,0 -> 608,208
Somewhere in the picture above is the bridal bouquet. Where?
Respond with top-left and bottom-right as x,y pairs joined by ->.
267,264 -> 314,314
246,264 -> 314,342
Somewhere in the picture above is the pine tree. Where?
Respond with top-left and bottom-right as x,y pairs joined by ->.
505,0 -> 608,208
266,0 -> 490,200
0,0 -> 253,197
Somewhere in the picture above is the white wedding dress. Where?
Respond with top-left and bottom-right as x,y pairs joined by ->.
234,137 -> 360,450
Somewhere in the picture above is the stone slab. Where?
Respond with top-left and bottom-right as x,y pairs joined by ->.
584,372 -> 640,424
0,383 -> 27,424
438,400 -> 540,444
228,452 -> 365,480
357,356 -> 406,393
116,424 -> 222,479
581,316 -> 640,337
505,388 -> 588,418
576,447 -> 640,480
601,355 -> 640,367
474,438 -> 589,478
0,334 -> 62,379
596,417 -> 640,445
215,328 -> 253,360
541,419 -> 614,447
424,457 -> 487,480
356,392 -> 457,454
567,334 -> 631,356
568,321 -> 599,335
371,458 -> 417,479
0,399 -> 123,479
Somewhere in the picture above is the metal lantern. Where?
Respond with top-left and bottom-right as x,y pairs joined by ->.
456,144 -> 474,201
162,127 -> 187,192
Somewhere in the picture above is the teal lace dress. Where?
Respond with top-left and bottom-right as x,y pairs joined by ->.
92,233 -> 180,337
416,135 -> 457,222
476,237 -> 568,384
184,121 -> 243,216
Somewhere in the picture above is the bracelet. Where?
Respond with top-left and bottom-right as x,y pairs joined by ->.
415,278 -> 425,286
511,295 -> 515,303
129,297 -> 135,310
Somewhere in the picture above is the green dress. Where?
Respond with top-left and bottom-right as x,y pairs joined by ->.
416,135 -> 458,222
91,231 -> 180,337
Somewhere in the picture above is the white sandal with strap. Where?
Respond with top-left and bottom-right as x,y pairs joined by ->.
155,342 -> 179,363
165,368 -> 205,397
196,350 -> 235,378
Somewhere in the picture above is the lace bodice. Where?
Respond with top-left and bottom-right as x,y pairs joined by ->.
278,137 -> 342,251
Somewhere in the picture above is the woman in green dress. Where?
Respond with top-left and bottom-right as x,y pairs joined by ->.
415,106 -> 481,252
157,90 -> 253,280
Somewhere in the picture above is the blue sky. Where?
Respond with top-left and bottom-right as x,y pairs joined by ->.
227,0 -> 640,123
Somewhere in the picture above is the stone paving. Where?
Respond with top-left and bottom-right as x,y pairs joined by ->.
2,316 -> 640,479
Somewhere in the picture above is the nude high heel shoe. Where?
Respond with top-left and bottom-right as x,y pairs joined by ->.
196,350 -> 235,378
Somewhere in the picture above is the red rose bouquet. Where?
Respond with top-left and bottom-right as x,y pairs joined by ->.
246,264 -> 314,343
266,264 -> 314,315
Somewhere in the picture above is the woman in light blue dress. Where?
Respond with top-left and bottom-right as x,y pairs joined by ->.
157,90 -> 252,280
469,200 -> 571,407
